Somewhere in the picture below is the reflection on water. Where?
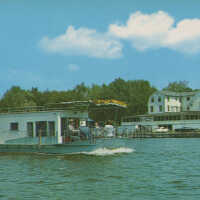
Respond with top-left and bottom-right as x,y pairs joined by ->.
1,138 -> 200,199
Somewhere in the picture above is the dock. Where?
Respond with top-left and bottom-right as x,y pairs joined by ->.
121,131 -> 200,138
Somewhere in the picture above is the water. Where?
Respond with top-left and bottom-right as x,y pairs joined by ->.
1,138 -> 200,200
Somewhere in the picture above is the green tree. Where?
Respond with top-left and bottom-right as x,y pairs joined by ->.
88,84 -> 102,100
29,87 -> 46,106
126,80 -> 156,115
108,78 -> 129,102
0,86 -> 36,108
72,82 -> 89,101
0,78 -> 158,120
163,81 -> 192,92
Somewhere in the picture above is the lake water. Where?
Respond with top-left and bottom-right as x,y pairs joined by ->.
1,138 -> 200,200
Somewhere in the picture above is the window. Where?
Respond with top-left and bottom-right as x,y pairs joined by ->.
36,121 -> 47,136
159,105 -> 163,112
187,97 -> 190,101
158,97 -> 161,102
10,122 -> 18,131
175,106 -> 179,112
168,105 -> 170,112
167,96 -> 170,102
150,106 -> 154,112
187,106 -> 190,111
48,121 -> 55,136
151,97 -> 154,103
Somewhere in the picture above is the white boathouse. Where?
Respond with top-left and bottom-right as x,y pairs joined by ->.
0,102 -> 89,144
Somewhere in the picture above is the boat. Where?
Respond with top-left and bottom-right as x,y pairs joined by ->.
153,126 -> 169,133
174,127 -> 199,132
0,100 -> 127,154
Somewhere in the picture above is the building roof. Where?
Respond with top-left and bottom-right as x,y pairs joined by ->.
152,90 -> 200,97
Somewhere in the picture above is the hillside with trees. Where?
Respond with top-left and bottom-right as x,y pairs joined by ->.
0,79 -> 193,122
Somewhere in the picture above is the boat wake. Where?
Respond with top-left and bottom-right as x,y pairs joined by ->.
82,147 -> 135,156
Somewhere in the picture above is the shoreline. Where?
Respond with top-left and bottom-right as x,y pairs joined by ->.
122,132 -> 200,138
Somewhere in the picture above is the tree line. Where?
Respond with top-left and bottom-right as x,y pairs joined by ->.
0,79 -> 193,121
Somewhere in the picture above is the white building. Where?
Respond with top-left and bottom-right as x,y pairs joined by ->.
121,90 -> 200,133
148,90 -> 200,114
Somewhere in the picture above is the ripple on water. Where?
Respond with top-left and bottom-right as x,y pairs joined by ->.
82,147 -> 135,156
1,139 -> 200,200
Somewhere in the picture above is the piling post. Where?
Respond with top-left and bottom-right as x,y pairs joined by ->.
38,129 -> 42,148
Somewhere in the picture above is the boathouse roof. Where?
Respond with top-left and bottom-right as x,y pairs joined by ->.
0,100 -> 127,114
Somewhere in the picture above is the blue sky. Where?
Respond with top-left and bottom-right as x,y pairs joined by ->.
1,0 -> 200,96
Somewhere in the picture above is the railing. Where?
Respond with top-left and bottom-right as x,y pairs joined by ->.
62,128 -> 96,144
0,104 -> 89,114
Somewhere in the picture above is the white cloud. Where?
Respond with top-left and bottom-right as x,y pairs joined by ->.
67,64 -> 80,72
40,26 -> 122,59
109,11 -> 200,54
164,19 -> 200,53
39,11 -> 200,55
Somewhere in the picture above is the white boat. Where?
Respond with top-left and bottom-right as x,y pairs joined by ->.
153,127 -> 169,133
0,100 -> 127,154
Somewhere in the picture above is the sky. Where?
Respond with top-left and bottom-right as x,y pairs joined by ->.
1,0 -> 200,96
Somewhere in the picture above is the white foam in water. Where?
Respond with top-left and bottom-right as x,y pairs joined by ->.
83,147 -> 135,156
